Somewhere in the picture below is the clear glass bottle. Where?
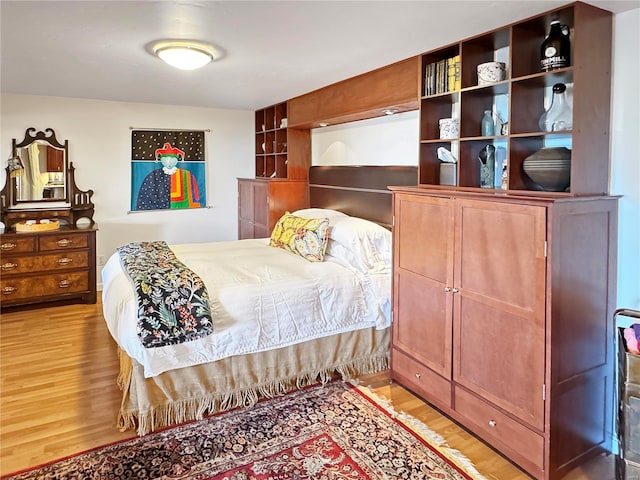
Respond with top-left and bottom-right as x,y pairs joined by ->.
481,110 -> 495,136
538,83 -> 573,132
478,144 -> 495,188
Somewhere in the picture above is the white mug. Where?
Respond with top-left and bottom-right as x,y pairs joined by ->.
439,118 -> 459,139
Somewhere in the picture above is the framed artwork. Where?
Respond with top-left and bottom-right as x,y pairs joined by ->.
131,130 -> 207,211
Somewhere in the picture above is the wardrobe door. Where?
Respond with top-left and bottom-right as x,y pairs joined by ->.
452,198 -> 547,430
393,194 -> 454,380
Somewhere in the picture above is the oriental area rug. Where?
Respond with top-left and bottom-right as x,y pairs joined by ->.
2,381 -> 488,480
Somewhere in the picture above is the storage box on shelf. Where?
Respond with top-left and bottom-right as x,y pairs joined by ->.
419,1 -> 612,195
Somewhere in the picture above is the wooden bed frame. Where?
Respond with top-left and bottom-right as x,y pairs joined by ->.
115,165 -> 418,435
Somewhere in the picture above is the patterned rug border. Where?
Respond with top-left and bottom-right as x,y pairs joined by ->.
2,380 -> 490,480
348,381 -> 489,480
0,434 -> 136,479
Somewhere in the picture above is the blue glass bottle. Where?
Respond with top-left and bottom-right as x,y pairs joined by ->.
481,110 -> 495,136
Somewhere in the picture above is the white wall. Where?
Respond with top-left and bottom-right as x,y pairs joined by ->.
610,8 -> 640,317
311,110 -> 419,166
0,94 -> 254,288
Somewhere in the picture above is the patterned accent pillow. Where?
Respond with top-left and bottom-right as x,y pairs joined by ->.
269,212 -> 330,262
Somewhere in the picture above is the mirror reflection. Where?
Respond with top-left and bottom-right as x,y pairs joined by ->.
11,128 -> 68,204
14,141 -> 66,201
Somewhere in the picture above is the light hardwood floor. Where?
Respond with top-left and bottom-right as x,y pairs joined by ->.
0,301 -> 615,479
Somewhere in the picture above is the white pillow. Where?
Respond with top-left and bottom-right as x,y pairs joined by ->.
292,208 -> 348,224
326,217 -> 392,273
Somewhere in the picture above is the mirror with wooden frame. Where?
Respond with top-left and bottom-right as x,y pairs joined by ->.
11,127 -> 69,203
0,128 -> 95,230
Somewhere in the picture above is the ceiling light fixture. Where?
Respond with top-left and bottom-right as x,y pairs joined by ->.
152,40 -> 216,70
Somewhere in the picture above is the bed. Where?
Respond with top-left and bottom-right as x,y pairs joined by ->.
102,165 -> 417,435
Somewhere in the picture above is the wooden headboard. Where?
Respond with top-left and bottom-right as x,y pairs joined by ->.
309,165 -> 418,228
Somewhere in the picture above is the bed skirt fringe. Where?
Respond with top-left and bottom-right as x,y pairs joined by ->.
116,352 -> 389,436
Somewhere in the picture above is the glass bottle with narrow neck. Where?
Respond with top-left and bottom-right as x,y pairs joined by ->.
538,83 -> 573,132
481,110 -> 495,136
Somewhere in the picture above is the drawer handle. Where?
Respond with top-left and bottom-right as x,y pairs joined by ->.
57,239 -> 72,247
57,257 -> 73,265
1,242 -> 17,251
415,373 -> 422,379
452,288 -> 459,293
444,287 -> 451,292
2,286 -> 17,295
488,420 -> 497,427
58,280 -> 72,288
1,262 -> 18,271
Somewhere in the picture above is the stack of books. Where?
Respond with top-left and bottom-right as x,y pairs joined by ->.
424,55 -> 460,96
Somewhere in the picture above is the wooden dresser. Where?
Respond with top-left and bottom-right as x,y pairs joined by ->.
0,225 -> 97,310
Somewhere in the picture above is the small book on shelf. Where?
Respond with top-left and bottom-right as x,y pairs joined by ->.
447,57 -> 456,92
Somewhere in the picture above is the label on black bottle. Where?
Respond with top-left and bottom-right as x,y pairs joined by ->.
541,55 -> 568,71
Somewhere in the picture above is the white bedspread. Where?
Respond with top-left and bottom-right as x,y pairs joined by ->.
102,238 -> 391,378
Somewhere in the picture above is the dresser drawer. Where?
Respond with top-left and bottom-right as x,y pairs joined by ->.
40,232 -> 89,251
454,386 -> 544,471
1,251 -> 89,275
1,271 -> 89,301
392,348 -> 452,410
0,236 -> 36,254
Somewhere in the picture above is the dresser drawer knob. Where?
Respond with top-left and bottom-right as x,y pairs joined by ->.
2,286 -> 17,295
56,239 -> 72,247
57,257 -> 73,265
1,262 -> 18,271
452,288 -> 459,293
488,420 -> 497,427
415,373 -> 422,379
58,280 -> 72,288
1,242 -> 17,251
444,287 -> 451,292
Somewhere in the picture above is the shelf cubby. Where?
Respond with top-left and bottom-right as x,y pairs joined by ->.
417,1 -> 611,195
461,28 -> 510,89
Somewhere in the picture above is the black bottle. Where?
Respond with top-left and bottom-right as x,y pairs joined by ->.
540,21 -> 571,72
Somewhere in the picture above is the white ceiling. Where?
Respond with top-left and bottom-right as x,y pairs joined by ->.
1,1 -> 638,111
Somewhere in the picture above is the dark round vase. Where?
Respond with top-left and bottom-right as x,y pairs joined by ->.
522,146 -> 571,192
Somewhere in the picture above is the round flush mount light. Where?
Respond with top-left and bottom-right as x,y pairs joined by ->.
152,40 -> 216,70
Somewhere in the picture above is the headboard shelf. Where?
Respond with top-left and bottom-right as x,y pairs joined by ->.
309,165 -> 417,227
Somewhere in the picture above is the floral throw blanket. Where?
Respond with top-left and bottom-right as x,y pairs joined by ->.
117,241 -> 213,348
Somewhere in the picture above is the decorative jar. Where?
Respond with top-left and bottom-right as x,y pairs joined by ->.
522,146 -> 571,191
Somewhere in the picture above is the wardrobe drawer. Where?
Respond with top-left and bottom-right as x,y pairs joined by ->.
40,233 -> 89,251
0,236 -> 36,254
392,348 -> 452,410
1,272 -> 89,301
0,251 -> 89,275
454,386 -> 544,471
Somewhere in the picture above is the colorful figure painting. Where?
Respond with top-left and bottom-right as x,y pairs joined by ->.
131,130 -> 206,211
